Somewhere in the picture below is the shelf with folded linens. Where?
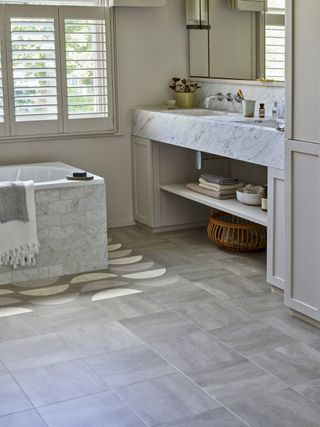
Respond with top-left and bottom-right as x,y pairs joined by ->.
160,183 -> 268,227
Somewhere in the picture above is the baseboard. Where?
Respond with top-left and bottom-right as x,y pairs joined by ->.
290,309 -> 320,329
271,285 -> 284,296
136,221 -> 207,233
108,218 -> 136,228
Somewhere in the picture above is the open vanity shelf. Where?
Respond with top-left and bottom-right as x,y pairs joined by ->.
160,183 -> 268,226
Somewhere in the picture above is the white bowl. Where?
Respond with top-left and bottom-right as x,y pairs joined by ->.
236,186 -> 264,206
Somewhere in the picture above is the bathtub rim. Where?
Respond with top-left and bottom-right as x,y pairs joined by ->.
0,161 -> 105,190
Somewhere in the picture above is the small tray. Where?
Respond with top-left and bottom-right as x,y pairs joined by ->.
66,176 -> 94,181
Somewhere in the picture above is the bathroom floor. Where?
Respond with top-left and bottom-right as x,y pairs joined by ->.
0,226 -> 320,427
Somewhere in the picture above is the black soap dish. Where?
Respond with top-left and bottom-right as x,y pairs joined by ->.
66,172 -> 94,181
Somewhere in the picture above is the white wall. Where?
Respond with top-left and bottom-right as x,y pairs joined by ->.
0,0 -> 188,228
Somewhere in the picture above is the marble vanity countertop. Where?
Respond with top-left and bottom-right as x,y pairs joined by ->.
131,107 -> 285,170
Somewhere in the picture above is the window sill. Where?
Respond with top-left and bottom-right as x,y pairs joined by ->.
0,130 -> 125,144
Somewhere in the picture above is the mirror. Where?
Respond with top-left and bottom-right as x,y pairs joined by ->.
187,0 -> 285,82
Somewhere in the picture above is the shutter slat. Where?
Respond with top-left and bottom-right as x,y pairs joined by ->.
265,21 -> 285,82
64,17 -> 108,120
10,16 -> 59,122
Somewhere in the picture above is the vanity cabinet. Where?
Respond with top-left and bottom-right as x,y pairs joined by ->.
132,136 -> 211,230
267,167 -> 285,291
285,140 -> 320,322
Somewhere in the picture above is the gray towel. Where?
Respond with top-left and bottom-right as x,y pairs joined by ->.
0,183 -> 29,224
201,174 -> 239,185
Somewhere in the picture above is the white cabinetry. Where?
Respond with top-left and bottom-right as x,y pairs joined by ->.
285,0 -> 320,323
289,0 -> 320,144
285,141 -> 320,321
267,167 -> 285,290
132,136 -> 210,230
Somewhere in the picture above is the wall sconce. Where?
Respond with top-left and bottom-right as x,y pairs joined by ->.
186,0 -> 210,29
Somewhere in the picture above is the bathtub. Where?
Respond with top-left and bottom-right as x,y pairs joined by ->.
0,162 -> 108,285
0,162 -> 104,190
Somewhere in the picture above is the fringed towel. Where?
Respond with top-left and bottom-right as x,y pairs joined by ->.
0,181 -> 39,268
0,182 -> 29,223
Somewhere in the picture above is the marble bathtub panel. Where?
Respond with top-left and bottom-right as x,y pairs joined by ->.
0,182 -> 107,285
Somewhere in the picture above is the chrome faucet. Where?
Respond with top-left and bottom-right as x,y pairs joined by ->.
204,92 -> 225,108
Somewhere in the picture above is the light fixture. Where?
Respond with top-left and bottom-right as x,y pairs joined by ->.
186,0 -> 209,29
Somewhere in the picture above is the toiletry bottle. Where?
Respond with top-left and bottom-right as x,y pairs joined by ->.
261,185 -> 268,211
272,101 -> 279,119
259,103 -> 265,118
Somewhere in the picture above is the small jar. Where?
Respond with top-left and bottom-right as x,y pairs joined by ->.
261,185 -> 268,211
259,103 -> 265,119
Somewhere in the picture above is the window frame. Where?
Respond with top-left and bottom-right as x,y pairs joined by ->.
0,2 -> 115,140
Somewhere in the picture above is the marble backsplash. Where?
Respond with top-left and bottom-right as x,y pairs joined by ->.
193,80 -> 285,119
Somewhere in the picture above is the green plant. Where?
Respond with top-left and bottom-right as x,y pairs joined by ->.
169,77 -> 201,93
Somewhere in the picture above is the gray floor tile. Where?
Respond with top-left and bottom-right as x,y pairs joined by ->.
228,388 -> 320,427
96,293 -> 166,320
223,254 -> 266,277
229,293 -> 284,316
0,333 -> 77,372
120,311 -> 200,344
249,342 -> 320,386
86,345 -> 176,388
59,320 -> 142,357
188,358 -> 286,404
261,310 -> 320,345
156,407 -> 247,427
0,374 -> 32,416
147,279 -> 211,306
209,320 -> 296,356
0,409 -> 47,427
36,302 -> 110,330
0,361 -> 8,377
173,295 -> 255,331
294,378 -> 320,405
116,373 -> 219,426
38,390 -> 146,427
0,313 -> 52,343
13,359 -> 107,407
193,269 -> 267,300
151,331 -> 240,373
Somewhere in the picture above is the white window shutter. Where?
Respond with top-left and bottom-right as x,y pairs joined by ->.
265,12 -> 285,82
0,9 -> 9,137
59,6 -> 114,133
4,5 -> 63,136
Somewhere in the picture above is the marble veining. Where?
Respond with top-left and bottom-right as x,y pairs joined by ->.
131,107 -> 285,170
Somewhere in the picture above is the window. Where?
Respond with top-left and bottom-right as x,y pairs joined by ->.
0,1 -> 114,138
265,0 -> 285,82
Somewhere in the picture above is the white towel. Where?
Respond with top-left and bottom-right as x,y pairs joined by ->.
0,181 -> 39,268
199,178 -> 242,192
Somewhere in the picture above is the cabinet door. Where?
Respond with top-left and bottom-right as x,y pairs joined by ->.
132,136 -> 154,227
288,0 -> 320,143
285,140 -> 320,321
267,167 -> 285,290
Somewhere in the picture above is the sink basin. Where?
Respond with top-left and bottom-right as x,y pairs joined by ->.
232,118 -> 284,130
165,109 -> 230,116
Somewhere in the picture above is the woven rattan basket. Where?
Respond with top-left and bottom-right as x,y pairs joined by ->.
207,210 -> 267,252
